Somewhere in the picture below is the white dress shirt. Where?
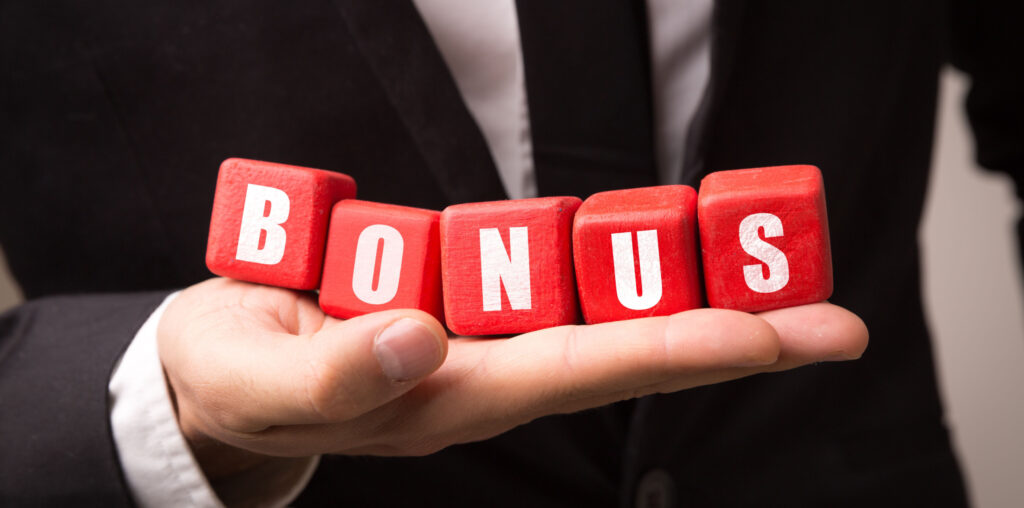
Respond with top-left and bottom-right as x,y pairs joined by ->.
109,1 -> 712,505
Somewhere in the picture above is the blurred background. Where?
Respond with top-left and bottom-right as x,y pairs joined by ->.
920,69 -> 1024,506
0,68 -> 1021,506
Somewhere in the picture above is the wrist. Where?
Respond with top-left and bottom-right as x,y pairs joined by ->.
167,368 -> 320,506
165,368 -> 280,481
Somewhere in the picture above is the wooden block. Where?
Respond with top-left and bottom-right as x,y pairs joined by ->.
441,197 -> 582,336
697,164 -> 832,312
572,185 -> 702,324
205,158 -> 356,290
319,200 -> 443,322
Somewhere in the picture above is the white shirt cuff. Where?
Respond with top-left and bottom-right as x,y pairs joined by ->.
109,291 -> 319,507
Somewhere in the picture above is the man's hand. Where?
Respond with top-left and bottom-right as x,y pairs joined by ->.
158,277 -> 867,481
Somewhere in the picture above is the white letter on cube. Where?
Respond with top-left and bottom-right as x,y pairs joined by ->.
479,227 -> 531,311
236,184 -> 290,265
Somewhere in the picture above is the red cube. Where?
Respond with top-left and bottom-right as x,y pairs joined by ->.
206,158 -> 356,290
441,197 -> 582,336
697,165 -> 833,312
319,200 -> 443,322
573,185 -> 702,324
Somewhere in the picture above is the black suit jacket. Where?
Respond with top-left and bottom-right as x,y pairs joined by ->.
1,1 -> 1020,506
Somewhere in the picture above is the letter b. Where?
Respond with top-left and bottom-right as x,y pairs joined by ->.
235,184 -> 290,265
206,158 -> 355,290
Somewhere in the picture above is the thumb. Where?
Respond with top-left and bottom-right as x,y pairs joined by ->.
303,310 -> 449,422
168,306 -> 447,435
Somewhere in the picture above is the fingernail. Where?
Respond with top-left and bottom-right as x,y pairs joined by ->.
374,318 -> 442,381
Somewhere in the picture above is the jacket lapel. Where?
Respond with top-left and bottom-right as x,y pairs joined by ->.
331,0 -> 508,204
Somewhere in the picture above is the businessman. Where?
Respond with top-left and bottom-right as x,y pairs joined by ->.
2,1 -> 1019,506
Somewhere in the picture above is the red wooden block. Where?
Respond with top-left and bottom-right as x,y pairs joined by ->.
441,197 -> 582,336
206,158 -> 356,290
319,200 -> 443,322
697,164 -> 833,313
572,185 -> 702,324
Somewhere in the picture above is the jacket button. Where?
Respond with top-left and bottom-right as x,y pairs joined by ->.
635,469 -> 675,508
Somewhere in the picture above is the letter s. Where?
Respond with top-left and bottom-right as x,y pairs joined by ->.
739,213 -> 789,293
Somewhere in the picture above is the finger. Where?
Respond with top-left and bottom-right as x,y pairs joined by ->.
241,308 -> 780,456
165,303 -> 447,435
248,304 -> 868,457
419,304 -> 864,446
591,301 -> 870,404
474,308 -> 782,416
756,301 -> 869,370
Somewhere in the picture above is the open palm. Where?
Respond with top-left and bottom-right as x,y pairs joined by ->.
159,278 -> 866,467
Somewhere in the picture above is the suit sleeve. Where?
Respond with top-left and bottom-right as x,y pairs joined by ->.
948,0 -> 1024,264
0,291 -> 170,506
